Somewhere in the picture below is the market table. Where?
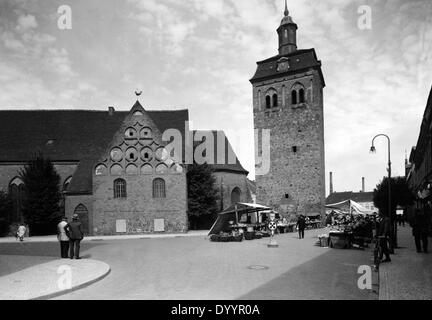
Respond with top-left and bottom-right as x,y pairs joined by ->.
328,230 -> 353,249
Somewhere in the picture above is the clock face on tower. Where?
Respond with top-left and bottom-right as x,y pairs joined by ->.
277,57 -> 290,72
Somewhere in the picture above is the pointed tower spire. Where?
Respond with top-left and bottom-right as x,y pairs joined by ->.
277,0 -> 297,55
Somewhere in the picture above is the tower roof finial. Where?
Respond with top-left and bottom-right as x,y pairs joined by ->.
284,0 -> 289,16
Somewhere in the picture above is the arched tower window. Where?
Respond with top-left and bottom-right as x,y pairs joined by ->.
114,178 -> 126,198
299,88 -> 305,103
265,88 -> 277,109
265,96 -> 271,109
272,94 -> 278,107
291,83 -> 305,105
291,90 -> 297,105
153,178 -> 166,198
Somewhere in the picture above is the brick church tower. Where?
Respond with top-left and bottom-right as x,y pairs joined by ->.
251,1 -> 326,218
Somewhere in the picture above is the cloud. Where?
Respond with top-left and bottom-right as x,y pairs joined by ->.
16,14 -> 37,31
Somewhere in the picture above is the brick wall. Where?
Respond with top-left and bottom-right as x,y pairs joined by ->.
88,104 -> 188,235
253,69 -> 326,217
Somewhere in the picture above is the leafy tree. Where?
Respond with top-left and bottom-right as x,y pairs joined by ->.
373,176 -> 414,217
0,191 -> 13,236
187,164 -> 219,230
19,152 -> 62,235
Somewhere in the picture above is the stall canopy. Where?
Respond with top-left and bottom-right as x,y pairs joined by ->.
325,199 -> 375,216
208,203 -> 271,236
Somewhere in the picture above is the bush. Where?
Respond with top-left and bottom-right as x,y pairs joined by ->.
19,152 -> 62,235
0,191 -> 13,236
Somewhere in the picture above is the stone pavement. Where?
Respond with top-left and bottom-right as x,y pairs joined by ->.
0,230 -> 208,243
0,255 -> 110,300
53,228 -> 375,300
379,225 -> 432,300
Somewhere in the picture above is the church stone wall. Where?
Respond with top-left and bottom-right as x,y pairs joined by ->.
214,171 -> 251,210
253,69 -> 326,217
92,173 -> 187,235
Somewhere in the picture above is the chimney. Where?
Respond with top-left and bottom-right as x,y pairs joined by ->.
329,172 -> 333,194
108,106 -> 115,116
362,177 -> 365,193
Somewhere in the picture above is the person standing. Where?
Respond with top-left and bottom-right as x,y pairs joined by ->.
377,212 -> 391,262
410,209 -> 429,253
57,217 -> 70,258
64,214 -> 84,259
296,215 -> 306,239
17,224 -> 26,242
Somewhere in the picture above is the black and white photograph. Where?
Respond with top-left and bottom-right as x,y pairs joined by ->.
0,0 -> 431,307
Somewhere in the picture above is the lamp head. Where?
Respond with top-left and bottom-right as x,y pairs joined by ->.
370,145 -> 376,153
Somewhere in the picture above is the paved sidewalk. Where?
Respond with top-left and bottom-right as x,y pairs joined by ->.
0,230 -> 208,243
379,225 -> 432,300
0,255 -> 110,300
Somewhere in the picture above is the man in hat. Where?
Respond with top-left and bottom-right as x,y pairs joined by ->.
377,211 -> 391,262
410,209 -> 429,253
57,217 -> 70,258
64,214 -> 84,259
296,215 -> 306,239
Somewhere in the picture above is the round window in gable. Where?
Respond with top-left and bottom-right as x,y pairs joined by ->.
110,147 -> 123,162
141,147 -> 153,162
125,127 -> 137,139
95,164 -> 108,176
155,147 -> 169,162
140,127 -> 152,139
125,147 -> 138,162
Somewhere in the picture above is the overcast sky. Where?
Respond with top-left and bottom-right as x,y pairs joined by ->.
1,0 -> 431,195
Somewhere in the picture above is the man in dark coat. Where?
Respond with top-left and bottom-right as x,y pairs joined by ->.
64,214 -> 84,259
296,215 -> 306,239
377,212 -> 391,262
410,209 -> 429,253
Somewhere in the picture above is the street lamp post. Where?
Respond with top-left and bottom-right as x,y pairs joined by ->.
370,134 -> 397,250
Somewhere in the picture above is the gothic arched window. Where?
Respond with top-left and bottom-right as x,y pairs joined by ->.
265,96 -> 271,109
291,90 -> 297,105
299,88 -> 305,103
272,94 -> 278,107
153,178 -> 166,198
291,83 -> 305,105
114,178 -> 126,198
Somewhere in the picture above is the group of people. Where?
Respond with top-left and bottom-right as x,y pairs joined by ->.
57,214 -> 85,259
14,215 -> 85,259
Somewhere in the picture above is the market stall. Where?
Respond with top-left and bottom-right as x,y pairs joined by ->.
305,214 -> 323,229
208,203 -> 272,242
318,200 -> 376,249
